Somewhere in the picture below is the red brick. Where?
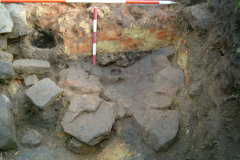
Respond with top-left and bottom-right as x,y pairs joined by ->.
157,31 -> 168,41
122,37 -> 133,45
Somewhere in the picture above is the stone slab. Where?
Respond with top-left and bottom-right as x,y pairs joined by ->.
62,94 -> 103,124
3,3 -> 29,38
62,101 -> 116,146
58,68 -> 103,94
157,66 -> 185,88
26,78 -> 63,110
133,109 -> 179,151
0,61 -> 14,80
0,94 -> 18,150
183,4 -> 213,31
139,54 -> 171,75
0,4 -> 13,34
13,59 -> 50,75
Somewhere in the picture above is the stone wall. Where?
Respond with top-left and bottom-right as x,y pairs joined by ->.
25,3 -> 177,58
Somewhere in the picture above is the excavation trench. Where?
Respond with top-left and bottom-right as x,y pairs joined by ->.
1,1 -> 240,160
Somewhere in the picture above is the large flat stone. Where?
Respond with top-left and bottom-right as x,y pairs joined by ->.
0,4 -> 13,34
62,100 -> 116,146
62,94 -> 103,124
58,68 -> 103,94
26,78 -> 63,110
139,54 -> 171,75
133,109 -> 179,151
157,66 -> 185,88
3,3 -> 29,38
13,59 -> 50,75
0,50 -> 13,62
0,94 -> 18,150
155,45 -> 175,62
144,92 -> 173,109
0,61 -> 14,80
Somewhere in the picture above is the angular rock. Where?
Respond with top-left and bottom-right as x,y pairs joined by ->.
24,75 -> 39,87
139,54 -> 171,75
3,3 -> 29,38
156,45 -> 175,62
62,94 -> 103,124
21,129 -> 42,147
62,100 -> 116,146
133,109 -> 179,151
0,94 -> 18,150
0,50 -> 13,62
0,61 -> 14,80
68,138 -> 96,154
189,81 -> 203,98
157,66 -> 185,88
26,78 -> 63,110
13,59 -> 50,76
58,68 -> 103,94
0,4 -> 13,34
116,54 -> 129,67
98,53 -> 116,65
0,34 -> 7,50
183,4 -> 213,31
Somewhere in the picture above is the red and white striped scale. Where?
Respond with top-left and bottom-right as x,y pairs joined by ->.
93,7 -> 97,66
0,0 -> 177,4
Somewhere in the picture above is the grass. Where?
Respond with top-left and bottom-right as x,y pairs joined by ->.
236,1 -> 240,10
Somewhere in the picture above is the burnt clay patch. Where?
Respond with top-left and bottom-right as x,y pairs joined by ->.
29,29 -> 56,49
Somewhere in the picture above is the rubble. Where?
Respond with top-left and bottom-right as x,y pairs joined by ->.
13,59 -> 50,76
3,3 -> 29,38
26,78 -> 63,110
0,94 -> 18,150
133,109 -> 179,151
0,4 -> 13,34
62,99 -> 116,146
21,129 -> 43,147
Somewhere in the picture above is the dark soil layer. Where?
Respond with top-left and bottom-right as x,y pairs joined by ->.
172,0 -> 240,159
